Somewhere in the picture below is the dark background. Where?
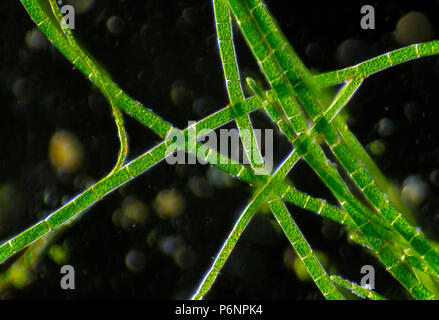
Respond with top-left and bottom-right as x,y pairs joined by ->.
1,0 -> 439,299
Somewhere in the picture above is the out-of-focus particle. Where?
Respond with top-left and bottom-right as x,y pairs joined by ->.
402,175 -> 428,207
48,244 -> 69,265
69,0 -> 94,14
125,249 -> 146,272
283,247 -> 295,270
154,189 -> 184,219
115,197 -> 149,230
207,166 -> 234,188
430,169 -> 439,186
170,81 -> 192,107
107,16 -> 125,34
25,28 -> 48,51
336,39 -> 369,67
188,176 -> 212,198
377,118 -> 394,137
49,130 -> 84,173
368,139 -> 386,156
395,12 -> 434,45
173,247 -> 197,269
158,235 -> 183,256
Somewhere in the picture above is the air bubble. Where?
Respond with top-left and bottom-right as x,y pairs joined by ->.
395,11 -> 434,45
106,16 -> 125,34
25,28 -> 48,51
158,235 -> 183,256
125,250 -> 146,272
402,175 -> 428,207
377,118 -> 394,137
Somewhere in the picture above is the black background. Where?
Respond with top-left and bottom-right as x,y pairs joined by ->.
1,0 -> 439,299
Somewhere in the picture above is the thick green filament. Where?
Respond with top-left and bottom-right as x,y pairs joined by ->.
330,275 -> 386,300
268,197 -> 345,300
315,41 -> 439,88
214,0 -> 265,171
234,0 -> 439,281
192,149 -> 300,300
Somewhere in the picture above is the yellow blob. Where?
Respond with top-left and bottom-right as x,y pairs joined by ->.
369,139 -> 386,156
154,189 -> 184,219
48,244 -> 69,265
11,269 -> 33,289
49,131 -> 84,173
